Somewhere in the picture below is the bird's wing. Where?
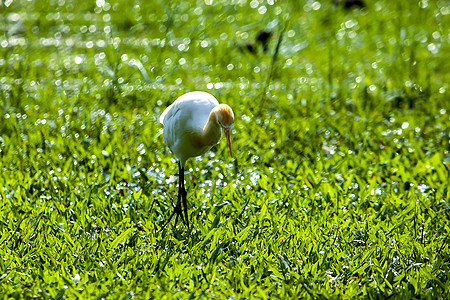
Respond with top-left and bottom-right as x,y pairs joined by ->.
160,103 -> 172,124
160,92 -> 220,164
160,91 -> 219,129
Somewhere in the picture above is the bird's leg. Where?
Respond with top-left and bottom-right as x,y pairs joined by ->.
159,162 -> 184,232
180,164 -> 189,226
174,162 -> 184,224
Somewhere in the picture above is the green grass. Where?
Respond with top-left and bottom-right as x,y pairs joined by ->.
1,0 -> 449,298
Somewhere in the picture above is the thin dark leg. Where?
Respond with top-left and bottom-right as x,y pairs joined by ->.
180,164 -> 189,226
159,161 -> 184,231
176,161 -> 185,224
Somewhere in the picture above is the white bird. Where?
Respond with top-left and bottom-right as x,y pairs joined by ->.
159,91 -> 235,228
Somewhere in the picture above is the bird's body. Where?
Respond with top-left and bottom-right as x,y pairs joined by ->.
160,92 -> 222,166
160,91 -> 234,228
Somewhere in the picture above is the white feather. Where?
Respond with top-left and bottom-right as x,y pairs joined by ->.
160,91 -> 220,166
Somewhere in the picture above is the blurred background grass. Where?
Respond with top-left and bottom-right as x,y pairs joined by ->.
1,0 -> 448,178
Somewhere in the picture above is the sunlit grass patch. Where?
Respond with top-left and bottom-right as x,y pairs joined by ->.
1,0 -> 449,298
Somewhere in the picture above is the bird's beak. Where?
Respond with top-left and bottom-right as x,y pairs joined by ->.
223,127 -> 232,157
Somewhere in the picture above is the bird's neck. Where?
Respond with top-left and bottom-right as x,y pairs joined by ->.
200,110 -> 222,147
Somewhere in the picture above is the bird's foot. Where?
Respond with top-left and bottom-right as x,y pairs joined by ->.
173,201 -> 184,224
159,203 -> 182,232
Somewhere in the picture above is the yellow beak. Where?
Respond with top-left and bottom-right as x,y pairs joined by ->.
223,127 -> 232,157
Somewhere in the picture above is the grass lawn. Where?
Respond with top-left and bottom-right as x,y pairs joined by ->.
1,0 -> 449,298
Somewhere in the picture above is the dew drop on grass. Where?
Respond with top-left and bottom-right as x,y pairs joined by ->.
427,43 -> 438,54
74,56 -> 83,64
418,184 -> 429,195
73,274 -> 81,283
166,175 -> 176,184
250,172 -> 259,185
312,1 -> 321,10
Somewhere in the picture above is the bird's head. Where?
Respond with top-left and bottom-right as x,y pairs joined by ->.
214,104 -> 234,156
